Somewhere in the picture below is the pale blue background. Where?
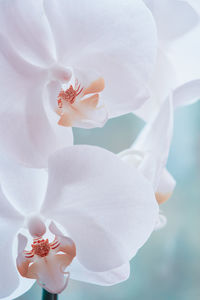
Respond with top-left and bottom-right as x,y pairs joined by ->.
17,101 -> 200,300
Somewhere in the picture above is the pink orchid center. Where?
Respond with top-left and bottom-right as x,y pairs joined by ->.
56,77 -> 105,127
17,220 -> 76,294
32,238 -> 50,257
25,238 -> 52,258
24,236 -> 61,259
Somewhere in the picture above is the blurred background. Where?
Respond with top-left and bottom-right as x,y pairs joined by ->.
17,100 -> 200,300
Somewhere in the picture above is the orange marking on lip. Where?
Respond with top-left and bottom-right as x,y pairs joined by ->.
31,239 -> 50,257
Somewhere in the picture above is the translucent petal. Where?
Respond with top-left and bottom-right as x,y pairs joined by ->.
41,145 -> 158,272
134,49 -> 176,121
0,0 -> 56,67
69,259 -> 130,286
133,97 -> 173,190
0,153 -> 47,214
0,187 -> 24,298
168,24 -> 200,85
0,278 -> 35,300
144,0 -> 199,42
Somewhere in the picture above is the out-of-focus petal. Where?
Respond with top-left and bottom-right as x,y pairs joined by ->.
44,0 -> 157,116
154,212 -> 167,230
0,153 -> 47,215
0,278 -> 35,300
41,145 -> 158,272
137,0 -> 200,122
188,0 -> 200,13
0,0 -> 56,67
143,0 -> 199,43
134,49 -> 176,121
173,79 -> 200,108
155,169 -> 176,204
167,24 -> 200,85
133,97 -> 173,190
0,187 -> 24,298
69,259 -> 130,286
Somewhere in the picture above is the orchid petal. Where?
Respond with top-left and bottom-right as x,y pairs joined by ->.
69,259 -> 130,286
49,222 -> 76,262
155,169 -> 176,205
0,278 -> 35,300
154,212 -> 167,230
44,0 -> 157,116
0,39 -> 73,167
0,187 -> 24,297
0,154 -> 47,214
83,78 -> 105,96
0,0 -> 56,67
143,0 -> 199,43
135,1 -> 200,121
16,234 -> 34,279
187,0 -> 200,13
133,96 -> 173,190
167,24 -> 200,85
134,49 -> 176,121
57,94 -> 108,129
41,145 -> 158,272
173,79 -> 200,108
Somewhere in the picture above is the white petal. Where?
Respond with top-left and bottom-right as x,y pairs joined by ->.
154,212 -> 167,231
144,0 -> 199,43
133,97 -> 173,190
69,259 -> 130,286
135,67 -> 200,122
0,38 -> 73,167
0,187 -> 24,298
0,153 -> 47,214
173,79 -> 200,108
167,24 -> 200,85
187,0 -> 200,13
0,0 -> 56,67
44,0 -> 157,116
0,278 -> 35,300
41,145 -> 158,272
134,49 -> 176,121
156,168 -> 176,204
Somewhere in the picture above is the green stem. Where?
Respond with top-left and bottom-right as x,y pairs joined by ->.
42,289 -> 58,300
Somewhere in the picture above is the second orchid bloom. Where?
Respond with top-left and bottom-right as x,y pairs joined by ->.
0,145 -> 158,298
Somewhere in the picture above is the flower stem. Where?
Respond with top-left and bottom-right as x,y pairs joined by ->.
42,289 -> 58,300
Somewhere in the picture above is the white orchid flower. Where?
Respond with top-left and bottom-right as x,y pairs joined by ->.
119,81 -> 200,229
0,0 -> 157,168
119,96 -> 174,229
0,145 -> 158,299
135,0 -> 200,121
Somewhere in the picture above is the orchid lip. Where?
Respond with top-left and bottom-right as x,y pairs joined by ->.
16,220 -> 76,294
55,76 -> 106,128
